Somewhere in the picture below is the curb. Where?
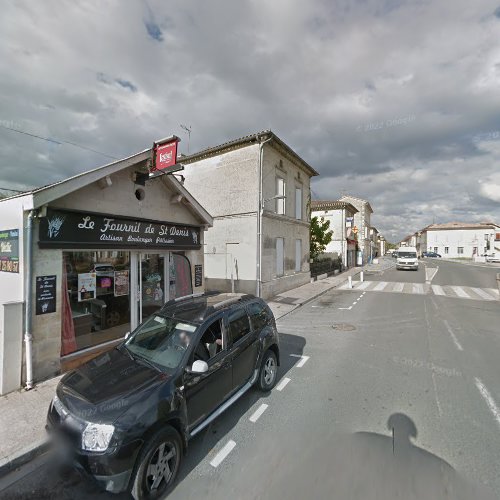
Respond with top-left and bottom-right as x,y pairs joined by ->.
0,438 -> 49,480
275,268 -> 362,321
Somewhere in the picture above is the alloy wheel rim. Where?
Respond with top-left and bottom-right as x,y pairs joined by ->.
264,357 -> 276,385
145,441 -> 177,492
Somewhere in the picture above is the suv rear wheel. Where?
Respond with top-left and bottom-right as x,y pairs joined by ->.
257,349 -> 278,391
130,426 -> 182,500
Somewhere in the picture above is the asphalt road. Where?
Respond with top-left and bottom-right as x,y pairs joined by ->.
1,258 -> 499,499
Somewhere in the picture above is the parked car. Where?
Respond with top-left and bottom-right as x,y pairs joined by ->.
485,253 -> 500,263
46,292 -> 280,499
425,252 -> 441,258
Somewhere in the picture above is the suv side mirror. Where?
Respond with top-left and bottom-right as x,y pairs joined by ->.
189,360 -> 209,374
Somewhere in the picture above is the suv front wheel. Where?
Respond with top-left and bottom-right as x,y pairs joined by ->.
131,426 -> 182,500
257,349 -> 278,391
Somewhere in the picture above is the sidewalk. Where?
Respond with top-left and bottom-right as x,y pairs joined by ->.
268,257 -> 395,320
0,258 -> 394,480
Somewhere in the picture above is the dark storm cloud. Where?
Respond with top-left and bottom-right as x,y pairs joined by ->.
0,0 -> 499,241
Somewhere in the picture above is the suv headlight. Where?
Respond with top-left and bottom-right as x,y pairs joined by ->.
82,423 -> 115,452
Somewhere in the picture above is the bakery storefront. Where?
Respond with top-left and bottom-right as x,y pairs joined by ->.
0,146 -> 213,392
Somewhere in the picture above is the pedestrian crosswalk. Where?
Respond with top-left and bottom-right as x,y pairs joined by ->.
339,280 -> 500,301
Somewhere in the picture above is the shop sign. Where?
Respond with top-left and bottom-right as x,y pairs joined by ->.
39,209 -> 201,250
194,264 -> 203,287
36,275 -> 56,315
0,228 -> 19,273
78,272 -> 96,302
154,140 -> 178,172
114,270 -> 129,297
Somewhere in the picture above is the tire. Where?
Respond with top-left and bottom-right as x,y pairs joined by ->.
257,349 -> 278,391
130,426 -> 182,500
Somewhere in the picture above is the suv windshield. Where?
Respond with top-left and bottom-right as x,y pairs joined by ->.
124,314 -> 198,371
398,252 -> 417,258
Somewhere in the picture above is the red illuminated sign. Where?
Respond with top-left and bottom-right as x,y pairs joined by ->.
153,140 -> 178,172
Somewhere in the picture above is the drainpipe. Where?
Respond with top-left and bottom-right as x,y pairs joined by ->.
256,133 -> 273,298
24,210 -> 35,390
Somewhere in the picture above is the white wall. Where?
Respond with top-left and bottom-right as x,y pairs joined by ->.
425,228 -> 499,258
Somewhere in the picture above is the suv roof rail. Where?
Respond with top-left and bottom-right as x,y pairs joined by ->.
212,294 -> 246,310
163,290 -> 220,308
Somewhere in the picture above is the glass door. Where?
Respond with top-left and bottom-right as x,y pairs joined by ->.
138,253 -> 169,323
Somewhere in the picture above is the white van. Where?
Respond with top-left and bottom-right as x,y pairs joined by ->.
396,246 -> 419,271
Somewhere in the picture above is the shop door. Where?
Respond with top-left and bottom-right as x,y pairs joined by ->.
138,253 -> 169,323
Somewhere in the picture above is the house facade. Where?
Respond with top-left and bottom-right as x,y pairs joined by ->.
422,222 -> 500,258
0,146 -> 212,394
310,200 -> 358,268
182,131 -> 318,299
339,195 -> 374,264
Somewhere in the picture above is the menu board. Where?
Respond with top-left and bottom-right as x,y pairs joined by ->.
114,270 -> 129,297
78,272 -> 96,301
36,275 -> 56,315
194,264 -> 203,287
0,228 -> 19,273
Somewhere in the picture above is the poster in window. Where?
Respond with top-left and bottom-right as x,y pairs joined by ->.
35,275 -> 56,315
78,272 -> 96,301
0,229 -> 19,273
194,264 -> 203,287
114,270 -> 129,297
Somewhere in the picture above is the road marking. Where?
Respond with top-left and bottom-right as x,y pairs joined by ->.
425,266 -> 439,283
393,282 -> 404,292
249,404 -> 268,423
210,440 -> 236,467
431,370 -> 443,418
451,286 -> 470,298
413,283 -> 424,294
356,281 -> 371,290
352,301 -> 357,305
432,285 -> 445,296
338,306 -> 352,310
290,354 -> 310,367
470,287 -> 496,300
276,377 -> 291,391
474,378 -> 500,430
443,319 -> 463,351
373,281 -> 388,291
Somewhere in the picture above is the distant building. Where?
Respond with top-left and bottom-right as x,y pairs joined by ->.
339,195 -> 374,264
182,131 -> 319,299
421,222 -> 500,258
311,200 -> 358,268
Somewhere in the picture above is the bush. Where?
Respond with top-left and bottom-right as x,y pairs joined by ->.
310,256 -> 342,277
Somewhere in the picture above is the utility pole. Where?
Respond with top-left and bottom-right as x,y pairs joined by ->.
180,124 -> 192,154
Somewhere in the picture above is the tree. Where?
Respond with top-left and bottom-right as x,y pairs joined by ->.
310,216 -> 333,260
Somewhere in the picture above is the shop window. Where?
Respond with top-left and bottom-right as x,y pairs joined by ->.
170,253 -> 193,299
62,251 -> 131,356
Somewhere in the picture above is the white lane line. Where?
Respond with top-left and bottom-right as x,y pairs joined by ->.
451,286 -> 470,298
249,404 -> 268,423
373,281 -> 388,291
413,283 -> 425,294
352,301 -> 358,305
432,285 -> 445,296
338,306 -> 352,310
470,287 -> 496,300
393,282 -> 404,293
276,377 -> 291,391
210,440 -> 236,467
290,354 -> 310,367
443,319 -> 464,351
356,281 -> 371,290
474,378 -> 500,430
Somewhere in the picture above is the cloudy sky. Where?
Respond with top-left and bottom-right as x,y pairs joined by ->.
1,0 -> 499,242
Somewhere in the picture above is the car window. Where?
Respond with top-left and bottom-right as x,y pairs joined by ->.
197,318 -> 224,361
227,308 -> 251,344
247,302 -> 270,330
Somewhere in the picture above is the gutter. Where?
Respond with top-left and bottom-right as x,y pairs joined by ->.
256,134 -> 273,297
24,210 -> 35,390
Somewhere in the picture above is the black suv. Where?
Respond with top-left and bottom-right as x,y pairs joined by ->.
46,292 -> 280,499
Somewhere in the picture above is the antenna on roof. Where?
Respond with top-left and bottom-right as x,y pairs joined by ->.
180,124 -> 192,154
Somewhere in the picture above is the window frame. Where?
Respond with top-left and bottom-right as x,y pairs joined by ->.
193,316 -> 227,365
276,177 -> 286,215
457,247 -> 464,255
225,306 -> 252,348
276,237 -> 285,277
295,187 -> 302,220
